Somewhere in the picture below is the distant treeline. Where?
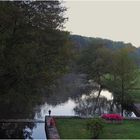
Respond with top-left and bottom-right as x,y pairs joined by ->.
70,35 -> 140,66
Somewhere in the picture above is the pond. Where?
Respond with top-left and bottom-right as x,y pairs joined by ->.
0,73 -> 137,139
35,89 -> 136,119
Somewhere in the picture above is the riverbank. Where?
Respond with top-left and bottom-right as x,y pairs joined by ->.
129,73 -> 140,102
56,118 -> 140,139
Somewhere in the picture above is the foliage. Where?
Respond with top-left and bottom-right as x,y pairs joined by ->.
0,90 -> 43,119
77,45 -> 112,87
70,35 -> 140,66
86,118 -> 104,139
76,44 -> 113,113
129,90 -> 140,103
110,48 -> 138,89
0,1 -> 71,95
105,48 -> 138,115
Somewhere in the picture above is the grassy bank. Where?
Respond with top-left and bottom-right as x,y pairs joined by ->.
130,73 -> 140,103
56,118 -> 140,139
130,90 -> 140,103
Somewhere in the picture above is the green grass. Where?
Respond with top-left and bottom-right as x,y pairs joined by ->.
56,118 -> 91,139
130,91 -> 140,103
102,120 -> 140,139
135,70 -> 140,88
104,70 -> 140,103
56,118 -> 140,139
129,72 -> 140,102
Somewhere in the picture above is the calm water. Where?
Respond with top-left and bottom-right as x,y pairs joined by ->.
35,90 -> 113,119
35,89 -> 136,120
0,73 -> 136,139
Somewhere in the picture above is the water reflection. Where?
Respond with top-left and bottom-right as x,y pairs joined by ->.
35,99 -> 76,119
35,89 -> 136,118
34,73 -> 94,119
74,90 -> 136,117
35,87 -> 136,119
45,73 -> 93,106
0,122 -> 46,139
74,90 -> 120,117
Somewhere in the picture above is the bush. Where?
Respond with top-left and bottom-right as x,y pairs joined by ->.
101,114 -> 123,121
86,118 -> 104,139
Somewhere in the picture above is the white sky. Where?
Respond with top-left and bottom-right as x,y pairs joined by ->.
64,1 -> 140,47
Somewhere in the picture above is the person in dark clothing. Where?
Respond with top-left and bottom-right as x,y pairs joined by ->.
48,110 -> 51,116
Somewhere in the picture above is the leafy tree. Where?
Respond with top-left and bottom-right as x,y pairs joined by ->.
0,1 -> 70,95
105,48 -> 138,116
77,44 -> 112,113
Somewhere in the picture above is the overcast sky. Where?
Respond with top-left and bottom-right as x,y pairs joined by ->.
64,1 -> 140,47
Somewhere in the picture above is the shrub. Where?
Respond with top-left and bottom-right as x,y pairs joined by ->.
87,118 -> 104,139
101,114 -> 123,121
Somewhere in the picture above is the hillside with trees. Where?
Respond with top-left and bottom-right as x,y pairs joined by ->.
70,35 -> 140,66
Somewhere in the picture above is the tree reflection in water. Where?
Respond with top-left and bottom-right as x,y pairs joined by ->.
73,89 -> 136,117
74,91 -> 121,117
0,122 -> 35,139
45,73 -> 93,106
0,87 -> 46,138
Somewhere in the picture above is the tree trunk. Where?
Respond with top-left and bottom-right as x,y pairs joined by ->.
93,85 -> 102,114
121,78 -> 124,116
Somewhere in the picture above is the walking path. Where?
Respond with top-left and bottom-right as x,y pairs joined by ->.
45,116 -> 60,139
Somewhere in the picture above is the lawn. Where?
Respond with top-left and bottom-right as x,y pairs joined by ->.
56,118 -> 140,139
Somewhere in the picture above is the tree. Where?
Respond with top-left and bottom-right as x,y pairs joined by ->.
0,1 -> 70,95
76,44 -> 138,116
106,48 -> 138,116
77,44 -> 112,113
